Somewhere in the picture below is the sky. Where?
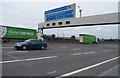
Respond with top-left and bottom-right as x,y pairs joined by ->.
0,0 -> 119,39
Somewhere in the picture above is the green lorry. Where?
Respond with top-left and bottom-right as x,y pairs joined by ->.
0,26 -> 36,39
79,34 -> 98,44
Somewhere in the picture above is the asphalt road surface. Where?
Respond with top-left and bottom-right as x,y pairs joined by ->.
1,42 -> 119,78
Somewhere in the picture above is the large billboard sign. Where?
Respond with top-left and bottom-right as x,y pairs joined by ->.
0,26 -> 36,39
45,4 -> 76,22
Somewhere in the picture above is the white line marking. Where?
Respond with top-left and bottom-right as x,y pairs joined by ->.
55,56 -> 119,78
84,52 -> 96,54
109,49 -> 113,51
72,53 -> 82,56
73,52 -> 96,56
103,49 -> 113,52
84,53 -> 89,54
60,46 -> 67,48
8,51 -> 29,53
0,60 -> 20,64
0,56 -> 57,64
48,71 -> 57,74
2,47 -> 14,48
88,52 -> 96,54
72,48 -> 80,51
103,50 -> 110,52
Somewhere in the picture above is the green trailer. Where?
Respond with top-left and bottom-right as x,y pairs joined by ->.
79,34 -> 98,44
0,26 -> 37,39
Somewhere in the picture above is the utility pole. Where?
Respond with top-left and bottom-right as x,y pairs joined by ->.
63,33 -> 64,39
78,6 -> 82,18
58,28 -> 59,38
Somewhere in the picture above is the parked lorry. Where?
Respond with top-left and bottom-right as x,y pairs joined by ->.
79,34 -> 98,44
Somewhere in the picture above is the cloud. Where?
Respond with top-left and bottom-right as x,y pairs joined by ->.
44,25 -> 118,39
1,2 -> 118,39
1,0 -> 119,2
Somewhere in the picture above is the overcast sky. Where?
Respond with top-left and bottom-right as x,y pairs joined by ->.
0,0 -> 119,39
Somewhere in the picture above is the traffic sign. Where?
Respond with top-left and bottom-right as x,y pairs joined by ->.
45,4 -> 76,22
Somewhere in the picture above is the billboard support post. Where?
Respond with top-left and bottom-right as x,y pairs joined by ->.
41,28 -> 43,35
78,6 -> 82,17
80,9 -> 82,17
37,28 -> 44,41
41,28 -> 44,41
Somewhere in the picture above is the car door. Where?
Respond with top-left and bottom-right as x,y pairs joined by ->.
28,40 -> 38,49
36,40 -> 43,49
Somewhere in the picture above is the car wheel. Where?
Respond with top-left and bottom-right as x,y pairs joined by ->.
41,46 -> 45,50
22,46 -> 27,50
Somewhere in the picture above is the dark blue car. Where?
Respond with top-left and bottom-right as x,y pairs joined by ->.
14,39 -> 47,50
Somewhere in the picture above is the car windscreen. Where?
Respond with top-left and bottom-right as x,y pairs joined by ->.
24,40 -> 31,43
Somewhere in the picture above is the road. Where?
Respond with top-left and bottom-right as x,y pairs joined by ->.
1,42 -> 119,78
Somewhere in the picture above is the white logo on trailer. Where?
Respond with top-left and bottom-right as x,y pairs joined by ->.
0,27 -> 7,38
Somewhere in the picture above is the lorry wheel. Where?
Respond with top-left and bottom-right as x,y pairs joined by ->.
93,42 -> 97,44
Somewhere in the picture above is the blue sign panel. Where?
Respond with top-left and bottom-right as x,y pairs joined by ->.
45,4 -> 76,22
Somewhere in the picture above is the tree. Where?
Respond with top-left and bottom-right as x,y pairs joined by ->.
43,34 -> 51,40
70,35 -> 76,40
51,34 -> 56,39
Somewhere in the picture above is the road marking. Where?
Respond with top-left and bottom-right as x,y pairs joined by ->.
73,52 -> 96,56
2,47 -> 14,48
84,52 -> 96,54
48,71 -> 57,74
103,50 -> 110,52
8,51 -> 29,53
89,52 -> 96,53
72,48 -> 80,51
0,56 -> 57,64
72,53 -> 82,56
84,52 -> 88,54
109,49 -> 113,51
72,52 -> 96,56
60,46 -> 67,48
103,49 -> 113,52
55,56 -> 120,78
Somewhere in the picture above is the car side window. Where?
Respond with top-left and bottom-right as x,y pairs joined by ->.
29,40 -> 43,44
36,40 -> 43,43
30,40 -> 36,44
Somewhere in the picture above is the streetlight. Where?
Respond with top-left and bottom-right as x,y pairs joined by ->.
63,33 -> 64,40
78,6 -> 82,18
58,28 -> 59,38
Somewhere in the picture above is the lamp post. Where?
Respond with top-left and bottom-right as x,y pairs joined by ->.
58,28 -> 59,38
78,6 -> 82,18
